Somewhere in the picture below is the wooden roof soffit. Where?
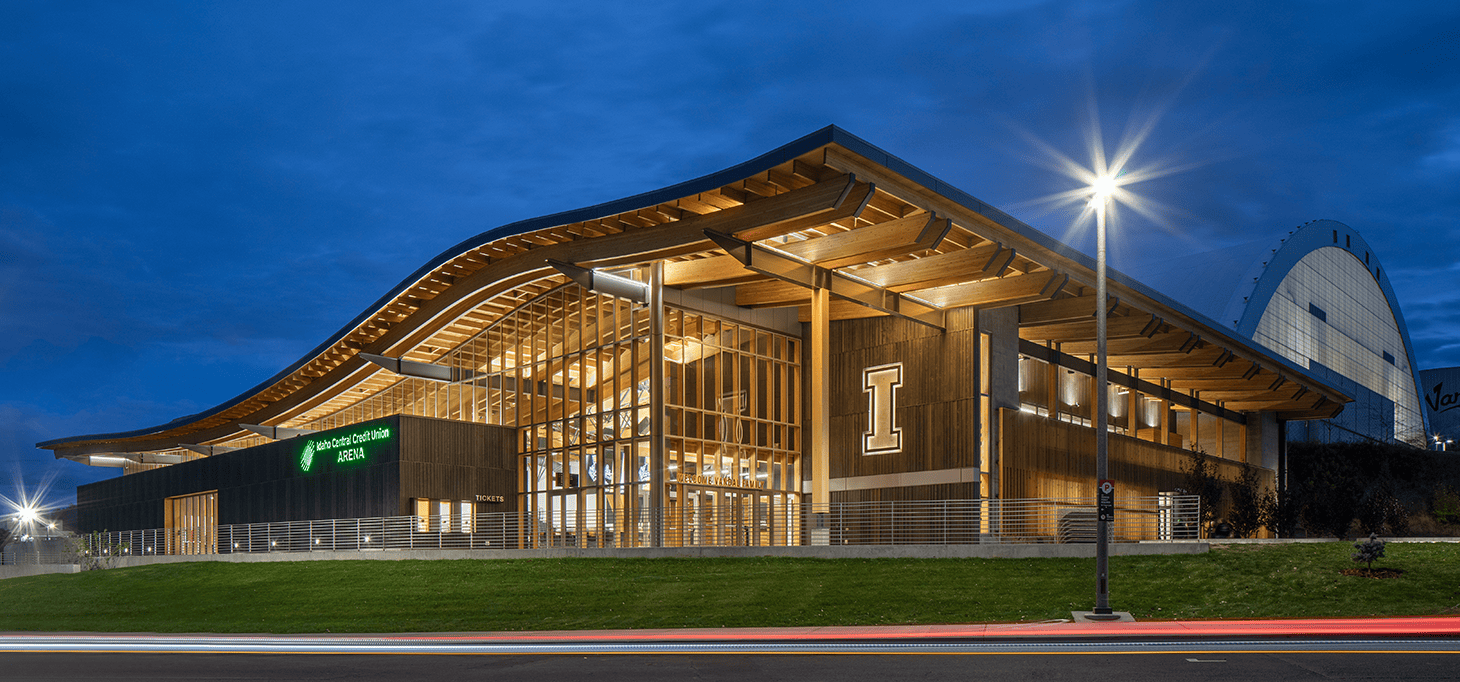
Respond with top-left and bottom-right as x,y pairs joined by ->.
775,212 -> 951,268
1019,294 -> 1122,326
706,229 -> 946,330
848,241 -> 1007,292
697,173 -> 870,243
911,270 -> 1069,309
663,254 -> 766,289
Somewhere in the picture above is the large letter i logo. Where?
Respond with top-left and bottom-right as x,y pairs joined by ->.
863,363 -> 903,455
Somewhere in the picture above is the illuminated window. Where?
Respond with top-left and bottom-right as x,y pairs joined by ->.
414,498 -> 430,532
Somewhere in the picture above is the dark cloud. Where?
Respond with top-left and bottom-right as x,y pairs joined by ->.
3,0 -> 1459,506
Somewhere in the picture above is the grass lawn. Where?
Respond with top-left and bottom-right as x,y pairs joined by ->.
1,542 -> 1456,633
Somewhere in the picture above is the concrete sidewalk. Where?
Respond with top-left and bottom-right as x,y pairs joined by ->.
250,616 -> 1460,643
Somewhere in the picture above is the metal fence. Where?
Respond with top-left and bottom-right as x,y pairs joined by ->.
75,495 -> 1199,558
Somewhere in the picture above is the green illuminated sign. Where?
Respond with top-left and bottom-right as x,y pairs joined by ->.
298,424 -> 393,473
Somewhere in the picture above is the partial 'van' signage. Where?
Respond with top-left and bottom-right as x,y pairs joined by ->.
1427,381 -> 1459,416
863,362 -> 904,455
298,424 -> 393,473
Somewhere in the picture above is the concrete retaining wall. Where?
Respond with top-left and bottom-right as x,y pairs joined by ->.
0,564 -> 80,580
1209,537 -> 1460,545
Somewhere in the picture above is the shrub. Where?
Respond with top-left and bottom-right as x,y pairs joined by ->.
1227,463 -> 1264,538
1434,485 -> 1460,526
1351,533 -> 1386,570
1182,448 -> 1224,536
1259,485 -> 1301,538
1357,485 -> 1408,536
1301,452 -> 1364,539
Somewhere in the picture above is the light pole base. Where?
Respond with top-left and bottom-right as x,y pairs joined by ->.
1072,611 -> 1135,622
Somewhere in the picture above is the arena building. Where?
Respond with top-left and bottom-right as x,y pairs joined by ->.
1134,220 -> 1429,447
41,126 -> 1361,548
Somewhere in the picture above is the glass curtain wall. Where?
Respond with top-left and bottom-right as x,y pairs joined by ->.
663,309 -> 802,547
301,279 -> 803,548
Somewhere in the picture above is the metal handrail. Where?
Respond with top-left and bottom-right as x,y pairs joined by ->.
74,495 -> 1200,557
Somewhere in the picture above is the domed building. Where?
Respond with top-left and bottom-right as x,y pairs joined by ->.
1134,220 -> 1428,447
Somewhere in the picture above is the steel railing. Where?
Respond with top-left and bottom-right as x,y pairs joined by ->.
74,495 -> 1199,558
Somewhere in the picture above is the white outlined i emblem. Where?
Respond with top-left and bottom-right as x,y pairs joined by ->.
863,362 -> 903,455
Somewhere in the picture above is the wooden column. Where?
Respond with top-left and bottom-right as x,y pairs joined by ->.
810,286 -> 830,510
807,286 -> 831,545
1127,367 -> 1139,437
1158,379 -> 1170,446
1191,390 -> 1201,455
1047,342 -> 1059,419
1214,401 -> 1225,460
648,262 -> 665,547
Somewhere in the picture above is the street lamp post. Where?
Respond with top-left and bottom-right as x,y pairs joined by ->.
1091,180 -> 1116,619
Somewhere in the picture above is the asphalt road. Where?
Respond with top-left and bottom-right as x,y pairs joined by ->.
2,649 -> 1459,681
2,634 -> 1459,681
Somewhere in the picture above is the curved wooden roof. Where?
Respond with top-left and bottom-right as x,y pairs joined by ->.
41,126 -> 1351,462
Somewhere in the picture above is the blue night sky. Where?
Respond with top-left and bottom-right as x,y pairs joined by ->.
3,1 -> 1459,509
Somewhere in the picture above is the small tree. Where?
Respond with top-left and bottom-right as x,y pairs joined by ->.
1182,448 -> 1224,536
69,531 -> 124,571
1302,453 -> 1363,539
0,527 -> 11,554
1227,463 -> 1264,538
1357,485 -> 1395,536
1259,484 -> 1301,538
1434,485 -> 1460,526
1351,532 -> 1386,570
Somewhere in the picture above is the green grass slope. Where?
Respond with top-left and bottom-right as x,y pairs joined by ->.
1,543 -> 1455,633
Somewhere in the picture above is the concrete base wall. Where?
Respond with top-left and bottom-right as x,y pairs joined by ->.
0,564 -> 81,580
101,541 -> 1209,568
1210,537 -> 1460,545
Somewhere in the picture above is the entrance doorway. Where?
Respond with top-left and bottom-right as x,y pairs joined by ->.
668,485 -> 792,547
164,490 -> 217,555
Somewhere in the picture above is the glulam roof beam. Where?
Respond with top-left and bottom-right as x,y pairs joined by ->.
843,241 -> 1006,292
1019,294 -> 1122,326
774,212 -> 950,268
663,255 -> 764,289
708,229 -> 946,329
912,270 -> 1068,309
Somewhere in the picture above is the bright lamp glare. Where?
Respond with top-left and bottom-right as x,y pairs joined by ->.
17,507 -> 36,524
1091,176 -> 1117,202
